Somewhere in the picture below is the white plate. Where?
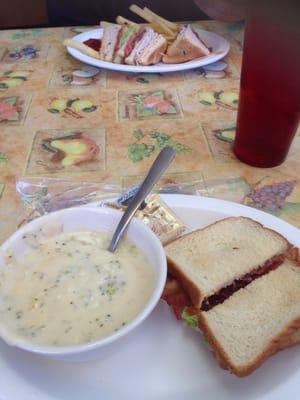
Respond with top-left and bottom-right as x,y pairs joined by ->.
1,195 -> 300,400
66,28 -> 230,73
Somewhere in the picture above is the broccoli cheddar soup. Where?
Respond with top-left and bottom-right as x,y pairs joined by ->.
0,230 -> 154,346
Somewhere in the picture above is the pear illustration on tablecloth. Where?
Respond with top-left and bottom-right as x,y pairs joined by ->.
42,133 -> 99,167
48,98 -> 97,116
0,70 -> 31,91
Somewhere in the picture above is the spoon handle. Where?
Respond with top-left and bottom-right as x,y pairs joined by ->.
108,146 -> 176,252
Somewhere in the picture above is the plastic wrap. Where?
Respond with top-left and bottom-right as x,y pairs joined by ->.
16,177 -> 122,226
16,175 -> 251,227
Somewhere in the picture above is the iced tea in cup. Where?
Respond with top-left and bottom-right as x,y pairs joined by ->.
233,0 -> 300,167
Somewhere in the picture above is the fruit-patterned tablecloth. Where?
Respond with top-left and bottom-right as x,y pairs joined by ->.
0,21 -> 299,243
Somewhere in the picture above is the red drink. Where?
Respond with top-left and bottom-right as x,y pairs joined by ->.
233,1 -> 300,167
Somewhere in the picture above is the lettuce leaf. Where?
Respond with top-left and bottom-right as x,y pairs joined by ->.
181,307 -> 198,329
181,307 -> 212,350
119,26 -> 137,48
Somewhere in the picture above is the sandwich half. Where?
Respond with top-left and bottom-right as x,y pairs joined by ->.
113,25 -> 142,63
163,216 -> 300,376
125,28 -> 167,66
99,23 -> 122,62
163,24 -> 210,64
198,258 -> 300,376
165,217 -> 290,311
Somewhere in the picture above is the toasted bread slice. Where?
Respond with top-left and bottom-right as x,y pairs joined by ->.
162,24 -> 210,64
198,259 -> 300,376
99,24 -> 122,62
137,34 -> 167,66
165,217 -> 290,309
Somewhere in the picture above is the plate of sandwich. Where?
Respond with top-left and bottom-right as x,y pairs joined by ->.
64,4 -> 230,73
1,194 -> 300,400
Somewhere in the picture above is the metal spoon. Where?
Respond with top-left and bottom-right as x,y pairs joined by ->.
108,146 -> 176,252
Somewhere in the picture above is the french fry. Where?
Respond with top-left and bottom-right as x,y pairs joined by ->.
129,4 -> 153,23
116,15 -> 138,27
136,6 -> 154,21
63,39 -> 100,59
100,21 -> 112,29
129,4 -> 180,43
151,18 -> 176,38
143,7 -> 179,32
164,35 -> 175,44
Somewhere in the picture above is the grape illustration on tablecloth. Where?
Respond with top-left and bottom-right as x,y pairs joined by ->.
127,128 -> 191,162
243,179 -> 300,215
0,43 -> 49,63
1,45 -> 39,62
203,176 -> 300,217
0,152 -> 7,164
